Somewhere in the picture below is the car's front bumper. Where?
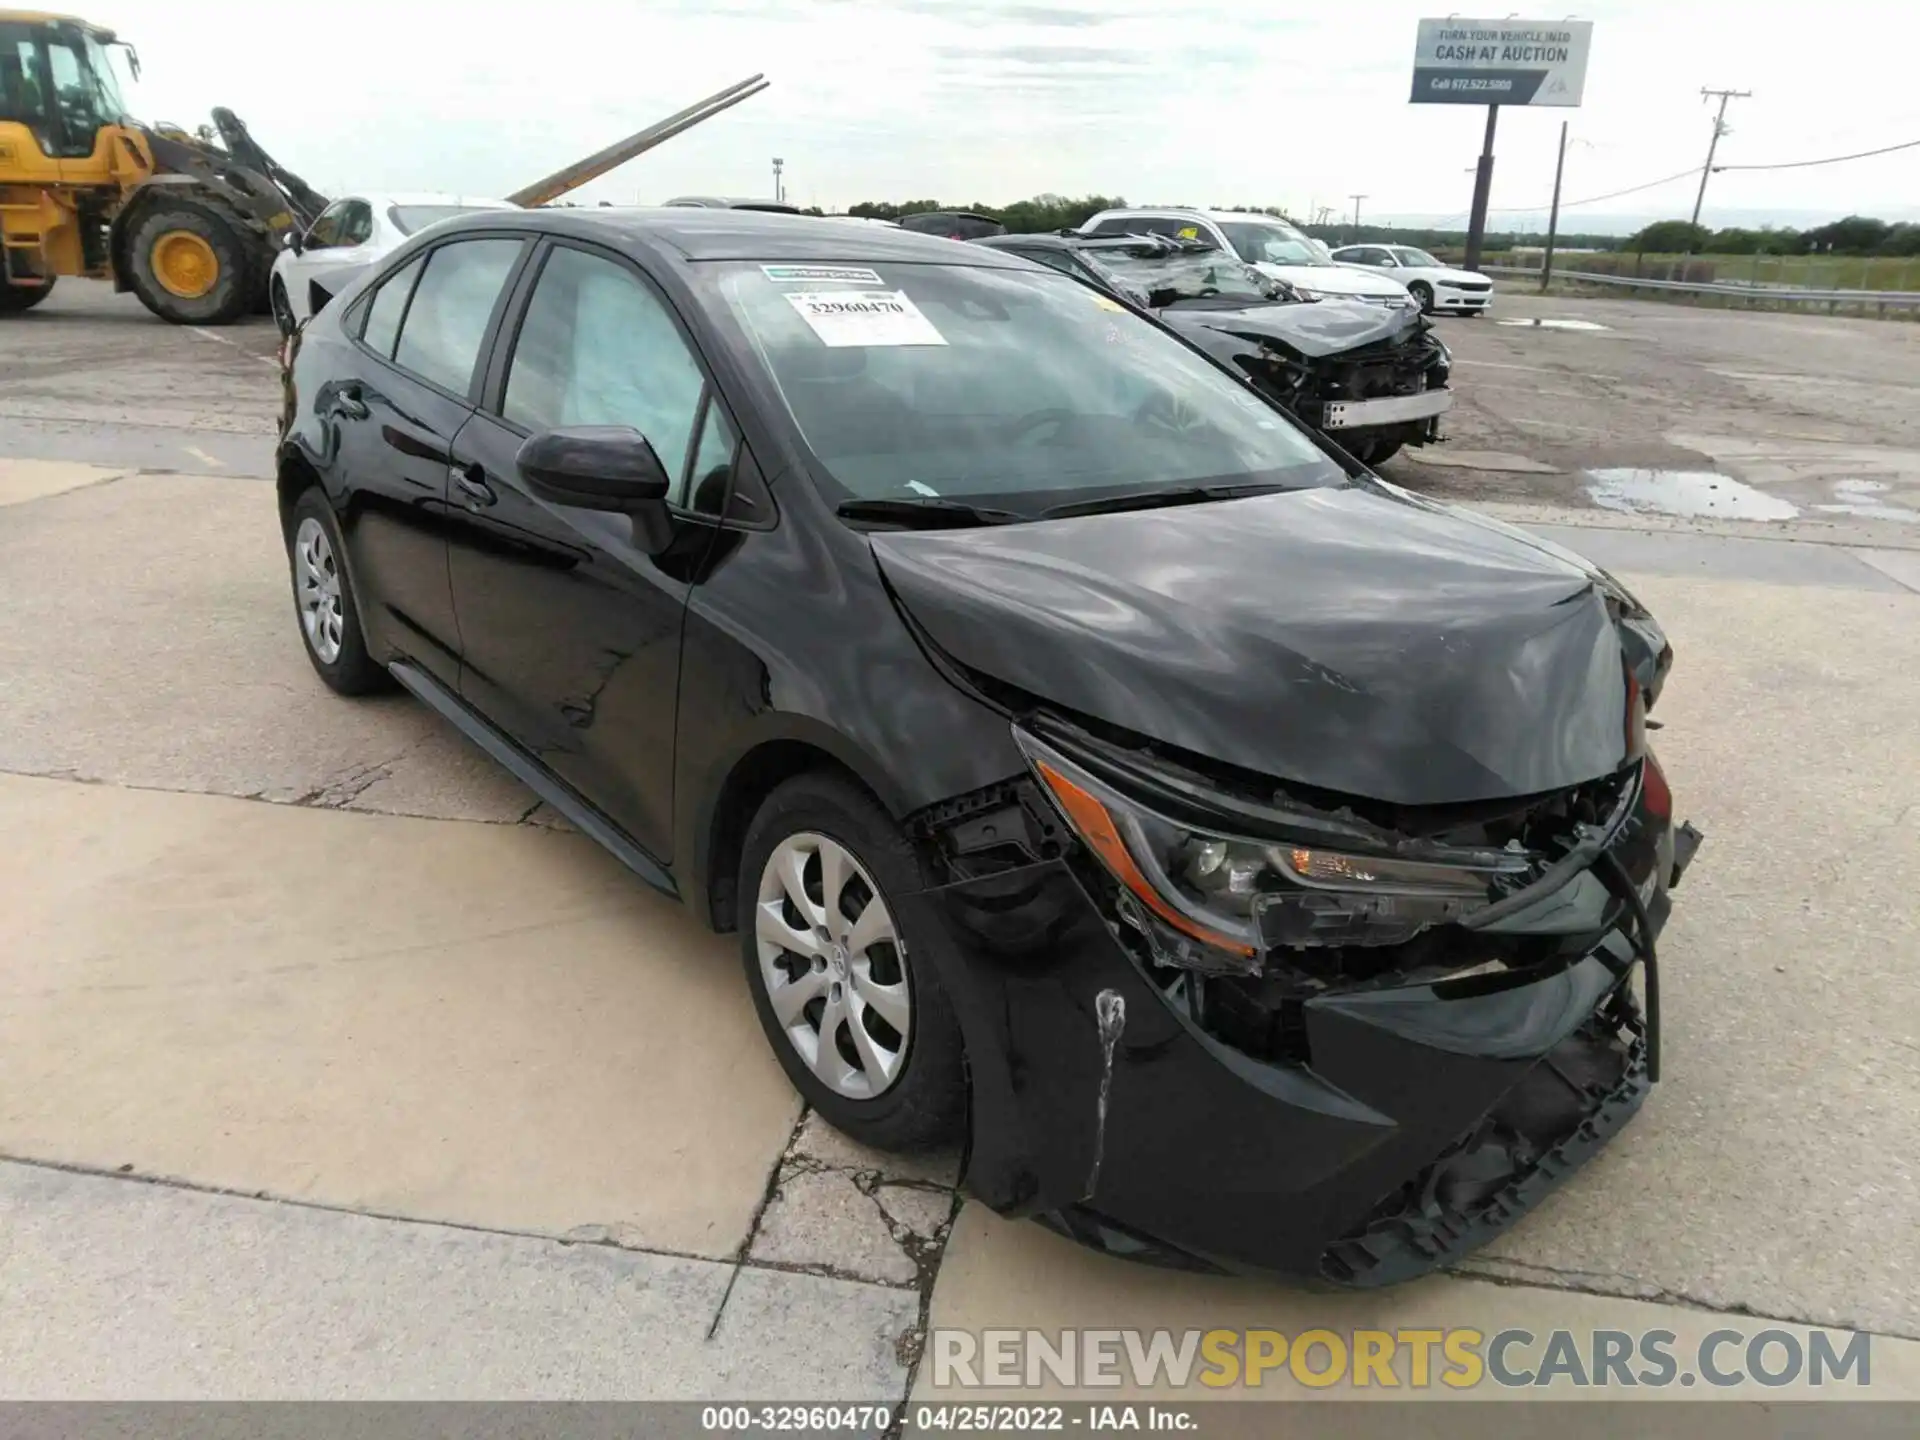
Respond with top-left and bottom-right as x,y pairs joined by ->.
1433,287 -> 1493,312
899,762 -> 1693,1285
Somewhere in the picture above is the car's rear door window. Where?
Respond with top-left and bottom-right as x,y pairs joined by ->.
358,254 -> 424,359
391,238 -> 524,396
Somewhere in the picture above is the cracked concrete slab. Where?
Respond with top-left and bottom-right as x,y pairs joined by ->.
0,467 -> 535,823
791,1110 -> 963,1188
751,1167 -> 931,1286
0,1159 -> 916,1400
0,772 -> 799,1260
917,1204 -> 1920,1399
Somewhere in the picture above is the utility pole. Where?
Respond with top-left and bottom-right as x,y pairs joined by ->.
1463,103 -> 1500,272
772,157 -> 785,205
1348,193 -> 1367,245
1541,120 -> 1568,292
1690,88 -> 1750,226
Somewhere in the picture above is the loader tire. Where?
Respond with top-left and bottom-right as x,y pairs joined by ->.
125,203 -> 253,325
0,278 -> 54,313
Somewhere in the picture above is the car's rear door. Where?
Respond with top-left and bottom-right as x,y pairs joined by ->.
443,238 -> 730,862
325,233 -> 529,687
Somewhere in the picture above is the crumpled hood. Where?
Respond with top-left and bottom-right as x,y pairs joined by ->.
1160,298 -> 1422,360
1255,262 -> 1411,301
872,486 -> 1637,807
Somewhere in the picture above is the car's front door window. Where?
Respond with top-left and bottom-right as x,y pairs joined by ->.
337,201 -> 374,249
303,200 -> 355,251
503,245 -> 708,501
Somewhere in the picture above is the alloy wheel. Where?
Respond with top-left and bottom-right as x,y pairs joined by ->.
755,831 -> 912,1100
294,516 -> 344,664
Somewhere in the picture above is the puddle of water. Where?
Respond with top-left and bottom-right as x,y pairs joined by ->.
1584,468 -> 1800,521
1497,317 -> 1613,332
1814,478 -> 1920,524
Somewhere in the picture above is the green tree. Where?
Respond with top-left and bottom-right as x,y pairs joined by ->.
1628,220 -> 1712,254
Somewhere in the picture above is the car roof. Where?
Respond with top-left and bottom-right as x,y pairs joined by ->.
421,207 -> 1034,267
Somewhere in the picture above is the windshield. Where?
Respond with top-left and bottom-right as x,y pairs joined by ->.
389,204 -> 505,236
1217,220 -> 1327,268
1392,247 -> 1442,268
1085,249 -> 1272,305
716,262 -> 1342,514
78,32 -> 128,119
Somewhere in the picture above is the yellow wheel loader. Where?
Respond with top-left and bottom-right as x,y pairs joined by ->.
1,9 -> 328,322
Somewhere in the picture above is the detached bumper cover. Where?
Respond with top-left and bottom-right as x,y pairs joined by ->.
1323,390 -> 1454,430
900,768 -> 1687,1286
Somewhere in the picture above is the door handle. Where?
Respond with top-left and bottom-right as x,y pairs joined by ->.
453,465 -> 496,508
325,385 -> 369,421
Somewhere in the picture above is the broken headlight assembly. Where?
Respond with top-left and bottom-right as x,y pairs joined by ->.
1014,728 -> 1540,976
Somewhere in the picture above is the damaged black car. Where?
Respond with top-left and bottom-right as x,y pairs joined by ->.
974,231 -> 1451,466
278,210 -> 1701,1287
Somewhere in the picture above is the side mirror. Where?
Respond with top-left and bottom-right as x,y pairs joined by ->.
283,231 -> 303,255
517,425 -> 675,551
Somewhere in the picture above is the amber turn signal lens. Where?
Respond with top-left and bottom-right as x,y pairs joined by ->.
1035,760 -> 1256,959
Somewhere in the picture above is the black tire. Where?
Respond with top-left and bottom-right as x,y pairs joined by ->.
1408,281 -> 1435,314
738,772 -> 967,1151
125,202 -> 254,325
285,487 -> 390,695
1368,438 -> 1405,465
270,277 -> 296,337
0,278 -> 53,313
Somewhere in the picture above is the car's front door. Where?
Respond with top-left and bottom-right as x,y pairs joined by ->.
326,234 -> 528,687
445,239 -> 726,861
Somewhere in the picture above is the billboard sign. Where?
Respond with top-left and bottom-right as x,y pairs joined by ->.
1410,18 -> 1593,106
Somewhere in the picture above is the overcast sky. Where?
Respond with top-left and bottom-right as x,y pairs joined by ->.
100,0 -> 1918,228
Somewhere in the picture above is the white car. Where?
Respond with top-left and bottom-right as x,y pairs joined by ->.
1076,208 -> 1417,309
270,191 -> 519,334
1329,244 -> 1494,316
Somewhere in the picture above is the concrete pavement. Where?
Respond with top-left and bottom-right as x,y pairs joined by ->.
3,280 -> 1918,1404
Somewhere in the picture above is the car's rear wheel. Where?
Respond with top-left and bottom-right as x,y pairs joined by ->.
286,488 -> 389,695
1408,281 -> 1435,313
738,773 -> 967,1151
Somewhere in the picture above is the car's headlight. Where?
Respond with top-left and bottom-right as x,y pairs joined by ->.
1016,729 -> 1536,974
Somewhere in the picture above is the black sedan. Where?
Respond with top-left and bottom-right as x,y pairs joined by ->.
276,209 -> 1700,1286
974,231 -> 1451,466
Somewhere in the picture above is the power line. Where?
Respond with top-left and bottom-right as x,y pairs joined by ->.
1431,164 -> 1705,226
1716,136 -> 1920,172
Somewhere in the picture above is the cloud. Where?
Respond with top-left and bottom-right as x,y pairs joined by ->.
933,43 -> 1146,67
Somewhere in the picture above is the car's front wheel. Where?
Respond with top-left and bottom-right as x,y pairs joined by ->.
1408,281 -> 1435,313
738,773 -> 967,1151
286,488 -> 390,695
270,276 -> 296,337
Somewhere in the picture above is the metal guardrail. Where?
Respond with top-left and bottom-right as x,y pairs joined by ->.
1480,264 -> 1920,313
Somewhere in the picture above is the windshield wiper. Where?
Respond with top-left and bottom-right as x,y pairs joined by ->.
836,497 -> 1027,529
1039,481 -> 1293,520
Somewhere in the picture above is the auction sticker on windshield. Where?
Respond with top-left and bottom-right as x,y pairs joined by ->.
761,264 -> 884,285
785,290 -> 948,347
